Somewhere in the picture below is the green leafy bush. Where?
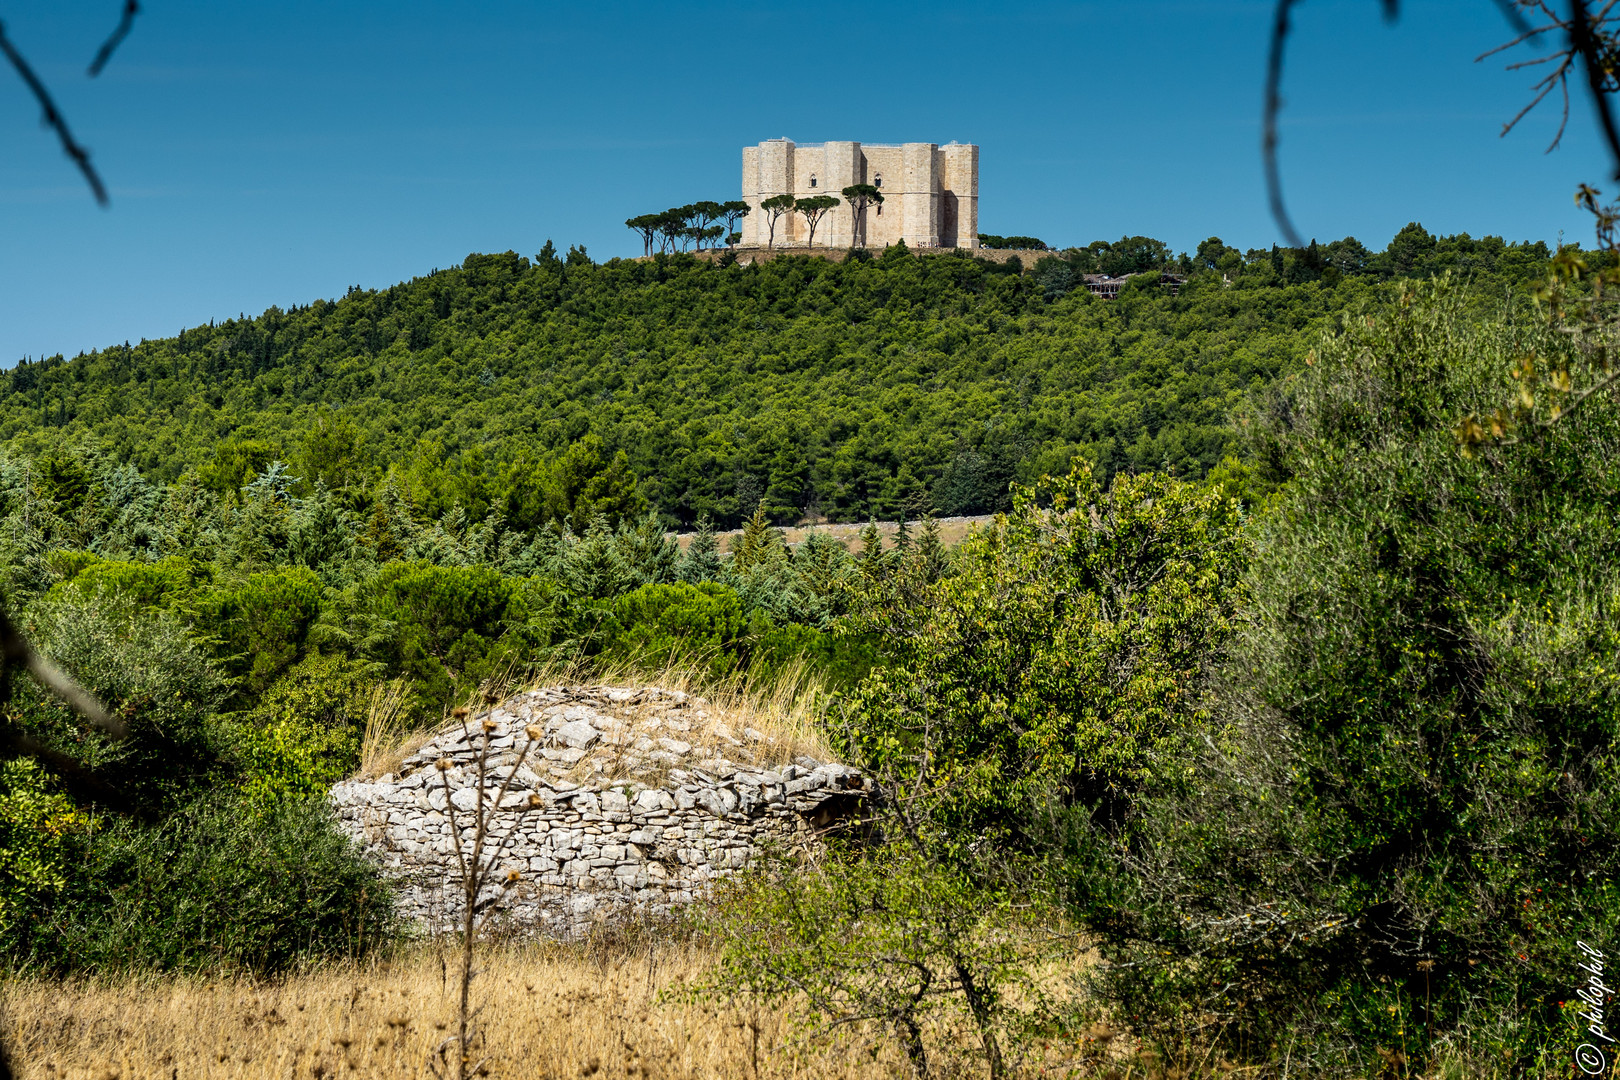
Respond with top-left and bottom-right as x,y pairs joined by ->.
331,561 -> 559,716
748,623 -> 877,688
1070,282 -> 1620,1073
0,596 -> 391,976
845,465 -> 1248,840
0,759 -> 90,941
10,590 -> 229,811
11,796 -> 393,974
225,653 -> 372,815
699,843 -> 1061,1079
47,554 -> 208,611
603,581 -> 746,677
196,566 -> 323,693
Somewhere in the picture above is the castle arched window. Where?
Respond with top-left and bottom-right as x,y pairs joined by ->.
874,173 -> 883,188
809,174 -> 817,188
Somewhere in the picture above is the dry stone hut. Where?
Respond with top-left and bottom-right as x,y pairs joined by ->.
330,685 -> 870,937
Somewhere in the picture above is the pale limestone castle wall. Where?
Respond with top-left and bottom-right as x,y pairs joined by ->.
740,139 -> 978,251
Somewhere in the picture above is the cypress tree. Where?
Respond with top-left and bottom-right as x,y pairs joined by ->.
615,510 -> 679,586
894,513 -> 913,558
917,514 -> 947,584
679,514 -> 722,583
560,513 -> 632,600
732,501 -> 776,574
857,517 -> 885,580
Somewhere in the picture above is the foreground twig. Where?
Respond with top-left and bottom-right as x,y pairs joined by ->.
1262,0 -> 1307,249
87,0 -> 140,77
430,699 -> 545,1080
0,19 -> 108,205
0,607 -> 120,737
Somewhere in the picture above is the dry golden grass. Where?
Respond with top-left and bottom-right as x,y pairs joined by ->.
1,941 -> 937,1079
355,659 -> 837,784
571,654 -> 836,770
358,678 -> 415,779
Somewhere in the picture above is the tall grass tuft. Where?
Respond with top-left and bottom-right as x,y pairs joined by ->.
356,678 -> 412,778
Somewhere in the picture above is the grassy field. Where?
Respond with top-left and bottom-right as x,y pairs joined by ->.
0,672 -> 1115,1079
0,938 -> 1107,1079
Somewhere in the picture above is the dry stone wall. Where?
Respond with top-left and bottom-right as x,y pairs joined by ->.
330,685 -> 869,937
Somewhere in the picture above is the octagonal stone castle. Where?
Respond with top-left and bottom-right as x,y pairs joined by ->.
739,138 -> 978,251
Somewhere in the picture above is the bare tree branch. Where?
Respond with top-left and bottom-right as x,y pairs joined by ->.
1482,1 -> 1620,165
1262,0 -> 1306,249
0,606 -> 120,737
0,19 -> 108,205
1267,0 -> 1562,247
88,0 -> 139,78
1569,0 -> 1620,179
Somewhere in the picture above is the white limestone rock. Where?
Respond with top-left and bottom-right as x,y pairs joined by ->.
331,684 -> 870,938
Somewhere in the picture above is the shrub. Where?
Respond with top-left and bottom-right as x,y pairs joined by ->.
1070,282 -> 1620,1073
748,623 -> 878,688
11,590 -> 229,811
356,561 -> 523,715
11,796 -> 394,974
844,465 -> 1248,840
196,566 -> 324,694
225,653 -> 373,815
604,581 -> 746,678
698,843 -> 1062,1079
0,759 -> 90,943
47,554 -> 208,612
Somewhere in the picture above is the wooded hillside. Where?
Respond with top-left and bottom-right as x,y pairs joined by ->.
0,226 -> 1553,529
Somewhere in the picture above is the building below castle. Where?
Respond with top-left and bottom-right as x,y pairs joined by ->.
739,139 -> 978,250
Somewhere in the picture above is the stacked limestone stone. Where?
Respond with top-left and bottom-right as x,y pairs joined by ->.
329,685 -> 869,937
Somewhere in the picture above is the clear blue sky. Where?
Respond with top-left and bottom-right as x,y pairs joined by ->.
0,0 -> 1608,364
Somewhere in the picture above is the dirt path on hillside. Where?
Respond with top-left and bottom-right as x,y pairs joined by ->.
671,514 -> 996,551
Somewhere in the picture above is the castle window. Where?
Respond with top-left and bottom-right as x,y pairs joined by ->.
876,204 -> 882,215
874,173 -> 882,188
809,174 -> 817,188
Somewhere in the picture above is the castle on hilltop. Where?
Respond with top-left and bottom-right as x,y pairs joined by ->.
739,139 -> 978,250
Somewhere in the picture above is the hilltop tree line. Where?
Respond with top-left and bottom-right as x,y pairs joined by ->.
624,201 -> 752,255
1014,224 -> 1556,285
976,234 -> 1049,250
629,183 -> 887,252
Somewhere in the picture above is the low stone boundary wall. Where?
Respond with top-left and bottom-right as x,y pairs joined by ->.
330,686 -> 868,937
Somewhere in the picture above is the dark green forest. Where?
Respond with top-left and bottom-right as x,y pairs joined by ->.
0,224 -> 1552,530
